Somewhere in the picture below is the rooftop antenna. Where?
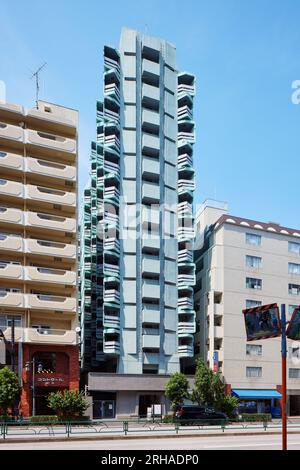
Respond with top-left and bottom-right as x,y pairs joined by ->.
31,62 -> 47,109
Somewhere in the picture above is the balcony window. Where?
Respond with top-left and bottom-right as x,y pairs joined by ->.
246,233 -> 261,246
246,367 -> 262,378
289,241 -> 300,254
246,300 -> 262,309
0,315 -> 22,328
289,369 -> 300,379
289,284 -> 300,295
246,278 -> 262,290
289,263 -> 300,275
246,344 -> 262,356
246,255 -> 262,269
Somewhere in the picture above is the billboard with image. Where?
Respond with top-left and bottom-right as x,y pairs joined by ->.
243,303 -> 281,341
287,307 -> 300,341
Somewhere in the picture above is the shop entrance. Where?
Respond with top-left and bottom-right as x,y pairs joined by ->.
34,387 -> 63,416
93,400 -> 115,419
138,394 -> 161,418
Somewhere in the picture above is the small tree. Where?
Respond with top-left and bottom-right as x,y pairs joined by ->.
165,372 -> 190,413
191,360 -> 239,418
47,390 -> 89,420
0,367 -> 20,417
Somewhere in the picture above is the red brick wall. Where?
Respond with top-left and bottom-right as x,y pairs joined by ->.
20,344 -> 79,417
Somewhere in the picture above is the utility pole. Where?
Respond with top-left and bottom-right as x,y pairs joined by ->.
31,62 -> 47,109
281,304 -> 287,451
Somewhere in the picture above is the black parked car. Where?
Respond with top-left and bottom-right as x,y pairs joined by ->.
175,405 -> 228,425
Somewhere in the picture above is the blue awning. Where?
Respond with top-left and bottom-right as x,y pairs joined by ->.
232,389 -> 282,399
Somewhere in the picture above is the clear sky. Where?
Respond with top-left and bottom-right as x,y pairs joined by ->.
1,0 -> 300,227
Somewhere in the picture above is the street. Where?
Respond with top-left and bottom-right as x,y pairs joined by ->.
1,434 -> 300,450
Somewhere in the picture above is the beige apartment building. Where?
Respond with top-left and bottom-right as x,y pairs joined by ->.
194,200 -> 300,416
0,100 -> 79,416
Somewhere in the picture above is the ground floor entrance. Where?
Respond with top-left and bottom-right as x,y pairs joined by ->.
34,387 -> 62,416
138,394 -> 162,418
289,395 -> 300,416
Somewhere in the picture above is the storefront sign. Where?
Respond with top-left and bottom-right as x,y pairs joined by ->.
35,375 -> 67,387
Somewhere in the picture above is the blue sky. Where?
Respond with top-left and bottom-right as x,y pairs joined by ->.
1,0 -> 300,227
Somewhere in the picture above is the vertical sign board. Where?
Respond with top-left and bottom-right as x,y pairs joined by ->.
213,351 -> 219,373
243,303 -> 281,342
286,307 -> 300,340
0,339 -> 5,365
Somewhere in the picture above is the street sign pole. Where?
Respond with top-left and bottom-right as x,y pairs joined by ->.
281,304 -> 287,451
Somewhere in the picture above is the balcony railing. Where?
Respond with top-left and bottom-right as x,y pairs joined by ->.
103,340 -> 120,355
178,249 -> 193,264
177,84 -> 195,97
178,153 -> 193,169
178,322 -> 196,335
178,273 -> 196,287
178,344 -> 194,357
104,289 -> 120,305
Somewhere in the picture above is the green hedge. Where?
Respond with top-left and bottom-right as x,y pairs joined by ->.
241,413 -> 272,423
163,415 -> 175,423
29,415 -> 59,423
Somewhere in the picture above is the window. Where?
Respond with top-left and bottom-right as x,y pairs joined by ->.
289,347 -> 300,360
289,284 -> 300,295
246,344 -> 262,356
246,367 -> 262,378
246,233 -> 261,246
289,305 -> 299,317
0,315 -> 22,328
246,300 -> 262,309
289,369 -> 300,379
289,242 -> 300,254
289,263 -> 300,275
246,255 -> 262,269
246,278 -> 262,290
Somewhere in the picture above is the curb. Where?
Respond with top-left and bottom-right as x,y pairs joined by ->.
1,430 -> 300,444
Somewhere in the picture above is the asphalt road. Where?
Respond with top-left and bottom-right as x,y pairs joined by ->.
1,434 -> 300,450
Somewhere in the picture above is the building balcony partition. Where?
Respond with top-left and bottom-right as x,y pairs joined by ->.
26,129 -> 76,156
178,322 -> 196,336
0,207 -> 23,226
103,340 -> 120,355
0,151 -> 24,172
178,248 -> 193,264
0,122 -> 24,145
25,211 -> 76,233
26,293 -> 76,312
178,272 -> 196,288
178,105 -> 193,122
25,238 -> 76,259
178,153 -> 193,170
25,184 -> 76,207
25,157 -> 76,182
0,261 -> 23,281
0,179 -> 23,199
0,289 -> 24,309
0,233 -> 23,252
104,263 -> 120,281
25,266 -> 76,285
23,328 -> 77,345
178,344 -> 194,358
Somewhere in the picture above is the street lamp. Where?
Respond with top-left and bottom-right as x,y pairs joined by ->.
25,358 -> 43,416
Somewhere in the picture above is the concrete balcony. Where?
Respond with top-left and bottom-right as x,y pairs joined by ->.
26,129 -> 76,156
178,344 -> 194,358
0,207 -> 23,225
142,305 -> 160,324
142,83 -> 160,103
0,263 -> 23,281
25,238 -> 76,259
142,181 -> 160,203
0,102 -> 24,119
23,328 -> 77,345
26,108 -> 77,134
142,280 -> 160,299
0,151 -> 24,172
178,296 -> 194,311
25,211 -> 76,233
104,83 -> 120,104
178,322 -> 196,335
142,236 -> 160,252
103,314 -> 120,331
26,293 -> 76,312
142,109 -> 160,134
178,153 -> 193,170
26,184 -> 76,207
142,134 -> 160,156
0,179 -> 23,199
214,304 -> 223,316
25,266 -> 76,285
142,255 -> 160,275
25,157 -> 76,181
178,273 -> 196,287
0,234 -> 23,252
103,340 -> 120,355
178,227 -> 195,242
104,289 -> 120,305
214,326 -> 224,339
143,352 -> 159,365
104,263 -> 120,280
142,206 -> 160,226
142,334 -> 160,350
142,156 -> 160,179
104,238 -> 120,255
0,122 -> 24,146
0,291 -> 24,309
178,249 -> 193,264
142,59 -> 160,77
